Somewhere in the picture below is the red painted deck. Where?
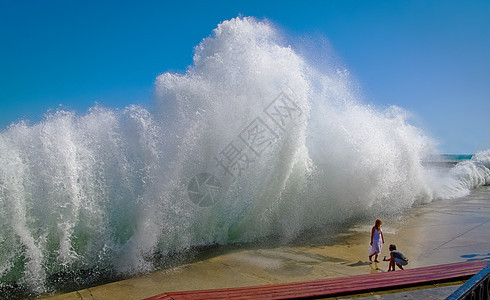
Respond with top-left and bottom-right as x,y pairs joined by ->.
145,260 -> 488,300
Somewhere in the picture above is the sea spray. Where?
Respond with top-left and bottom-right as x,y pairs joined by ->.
436,150 -> 490,198
0,17 -> 489,298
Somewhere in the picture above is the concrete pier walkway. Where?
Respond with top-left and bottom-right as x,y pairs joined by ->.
43,186 -> 490,300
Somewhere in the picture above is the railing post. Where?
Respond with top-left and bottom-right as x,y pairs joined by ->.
445,262 -> 490,300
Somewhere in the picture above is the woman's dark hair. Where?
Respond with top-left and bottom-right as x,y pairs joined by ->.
389,244 -> 397,251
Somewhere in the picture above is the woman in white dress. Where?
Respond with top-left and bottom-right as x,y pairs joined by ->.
369,219 -> 385,263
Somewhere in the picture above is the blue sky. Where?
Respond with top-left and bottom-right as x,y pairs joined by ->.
1,0 -> 489,154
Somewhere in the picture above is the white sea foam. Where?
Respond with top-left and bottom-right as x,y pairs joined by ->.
435,150 -> 490,198
0,17 -> 488,296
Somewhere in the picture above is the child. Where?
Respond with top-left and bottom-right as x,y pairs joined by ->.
368,219 -> 384,263
383,244 -> 409,271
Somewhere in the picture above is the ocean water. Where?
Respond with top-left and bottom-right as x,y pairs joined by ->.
0,17 -> 489,298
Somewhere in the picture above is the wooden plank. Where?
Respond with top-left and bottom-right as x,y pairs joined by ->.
150,261 -> 486,300
145,260 -> 488,300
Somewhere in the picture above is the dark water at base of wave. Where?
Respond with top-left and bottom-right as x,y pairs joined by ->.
1,218 -> 367,299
